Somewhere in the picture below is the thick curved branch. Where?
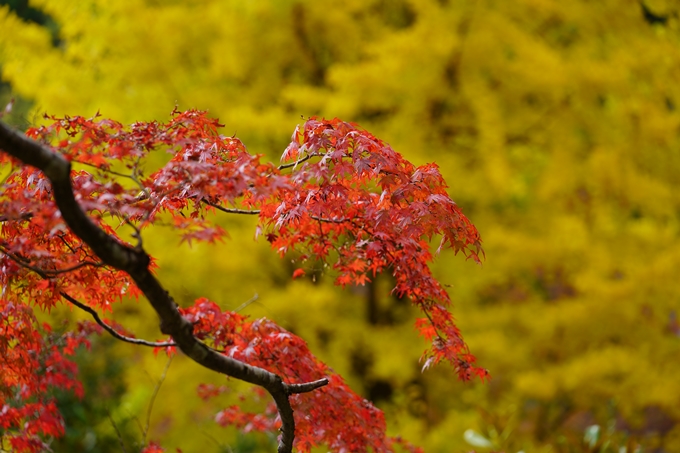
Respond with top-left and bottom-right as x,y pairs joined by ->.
0,121 -> 328,453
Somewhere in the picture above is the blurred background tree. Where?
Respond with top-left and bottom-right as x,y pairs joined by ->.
49,336 -> 139,453
2,0 -> 680,451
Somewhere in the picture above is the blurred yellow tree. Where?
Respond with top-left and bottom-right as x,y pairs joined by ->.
2,0 -> 680,451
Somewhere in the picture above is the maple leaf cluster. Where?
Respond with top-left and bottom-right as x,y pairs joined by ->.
181,298 -> 423,452
0,109 -> 486,452
0,299 -> 95,452
273,118 -> 486,381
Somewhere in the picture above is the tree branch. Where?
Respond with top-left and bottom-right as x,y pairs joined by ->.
0,120 -> 328,453
0,212 -> 33,222
60,292 -> 176,348
107,413 -> 129,453
277,152 -> 322,170
285,378 -> 329,394
143,355 -> 173,445
309,214 -> 347,224
202,200 -> 260,215
202,200 -> 348,225
44,260 -> 106,275
0,243 -> 175,348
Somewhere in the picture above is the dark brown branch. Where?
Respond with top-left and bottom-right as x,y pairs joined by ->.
60,292 -> 176,348
309,214 -> 347,224
0,243 -> 175,347
202,200 -> 261,215
44,260 -> 105,275
71,159 -> 136,179
285,378 -> 329,394
203,199 -> 347,225
0,120 -> 328,453
0,212 -> 33,222
277,152 -> 322,170
0,243 -> 104,276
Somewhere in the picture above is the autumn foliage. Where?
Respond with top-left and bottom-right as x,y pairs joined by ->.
0,109 -> 484,452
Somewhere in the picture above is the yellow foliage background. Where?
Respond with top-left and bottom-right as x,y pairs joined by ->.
2,0 -> 680,451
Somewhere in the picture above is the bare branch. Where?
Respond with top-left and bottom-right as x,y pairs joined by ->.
0,243 -> 105,276
71,159 -> 140,183
107,413 -> 129,453
309,214 -> 347,224
143,355 -> 173,445
277,152 -> 322,171
60,292 -> 176,348
121,215 -> 144,249
202,199 -> 260,215
203,200 -> 346,225
0,212 -> 33,223
44,260 -> 106,275
233,293 -> 259,313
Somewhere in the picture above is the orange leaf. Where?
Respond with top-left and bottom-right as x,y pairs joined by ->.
292,268 -> 306,279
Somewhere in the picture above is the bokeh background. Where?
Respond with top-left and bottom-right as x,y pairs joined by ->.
2,0 -> 680,452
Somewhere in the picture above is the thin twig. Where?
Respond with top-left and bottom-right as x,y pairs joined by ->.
201,429 -> 234,453
121,215 -> 144,249
277,152 -> 322,171
56,233 -> 78,254
202,199 -> 260,215
71,159 -> 142,186
130,413 -> 145,441
60,292 -> 176,348
108,412 -> 129,453
309,214 -> 347,224
422,308 -> 444,342
203,199 -> 346,225
42,260 -> 105,275
0,243 -> 103,275
142,355 -> 173,446
0,212 -> 33,223
233,293 -> 259,313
